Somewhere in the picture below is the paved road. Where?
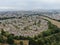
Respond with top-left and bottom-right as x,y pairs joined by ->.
41,16 -> 60,28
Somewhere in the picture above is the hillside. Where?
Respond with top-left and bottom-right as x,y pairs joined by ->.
41,16 -> 60,28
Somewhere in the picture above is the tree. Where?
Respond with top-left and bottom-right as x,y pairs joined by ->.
1,29 -> 5,35
7,34 -> 14,44
20,41 -> 23,45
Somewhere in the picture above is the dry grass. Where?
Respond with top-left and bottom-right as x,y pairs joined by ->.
0,43 -> 9,45
41,16 -> 60,28
14,40 -> 29,45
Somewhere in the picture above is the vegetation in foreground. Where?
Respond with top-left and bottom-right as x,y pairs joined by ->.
0,19 -> 60,45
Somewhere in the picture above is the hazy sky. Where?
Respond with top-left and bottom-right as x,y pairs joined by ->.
0,0 -> 60,10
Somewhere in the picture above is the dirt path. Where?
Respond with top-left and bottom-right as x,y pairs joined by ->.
41,16 -> 60,28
